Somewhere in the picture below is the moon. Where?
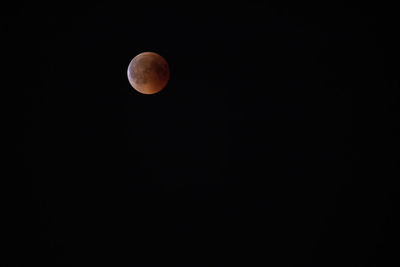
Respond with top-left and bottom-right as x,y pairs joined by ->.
127,52 -> 170,94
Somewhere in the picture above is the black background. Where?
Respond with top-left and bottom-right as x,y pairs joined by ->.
10,2 -> 400,266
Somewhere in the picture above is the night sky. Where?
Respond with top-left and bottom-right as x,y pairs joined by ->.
14,2 -> 400,266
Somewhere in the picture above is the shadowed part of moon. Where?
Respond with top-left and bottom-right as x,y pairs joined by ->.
127,52 -> 170,94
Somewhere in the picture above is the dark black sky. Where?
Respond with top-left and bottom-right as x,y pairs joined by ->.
12,2 -> 400,266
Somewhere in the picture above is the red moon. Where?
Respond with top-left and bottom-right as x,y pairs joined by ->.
127,52 -> 170,94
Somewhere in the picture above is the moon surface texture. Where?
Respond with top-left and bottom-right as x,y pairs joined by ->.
127,52 -> 170,94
